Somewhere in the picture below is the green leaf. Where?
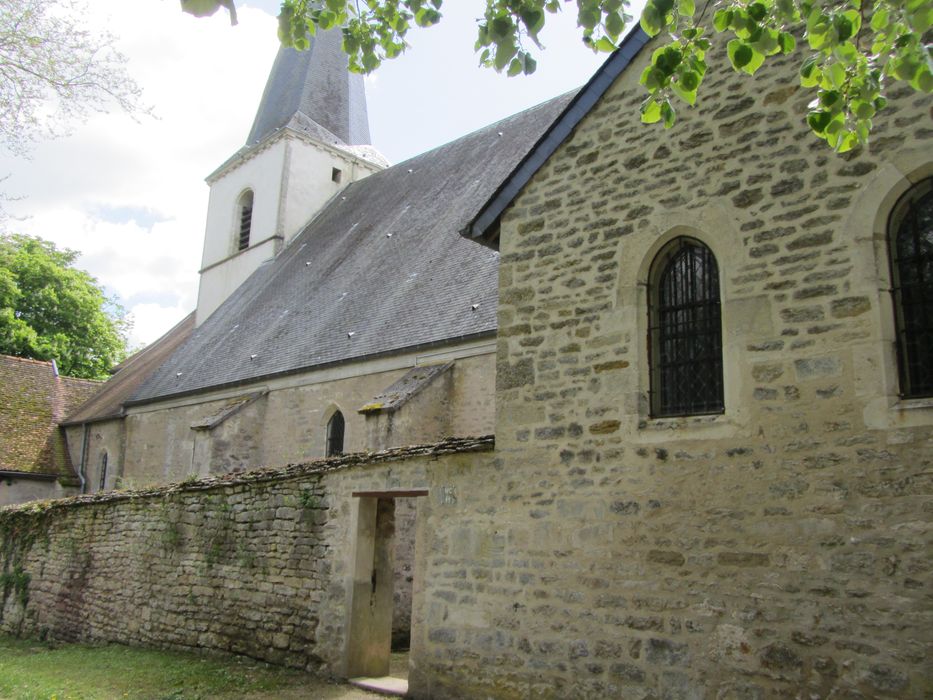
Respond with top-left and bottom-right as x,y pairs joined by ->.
523,54 -> 537,75
595,37 -> 617,52
827,61 -> 847,88
853,100 -> 876,119
778,32 -> 796,53
578,8 -> 600,29
728,39 -> 754,70
519,8 -> 545,35
507,57 -> 523,76
748,3 -> 768,21
713,8 -> 731,31
605,10 -> 626,36
641,99 -> 663,123
819,89 -> 842,107
640,4 -> 663,35
800,55 -> 821,86
870,8 -> 889,31
660,100 -> 676,128
494,40 -> 516,70
807,109 -> 833,133
489,16 -> 513,40
671,71 -> 699,105
833,15 -> 854,42
913,65 -> 933,92
678,0 -> 695,17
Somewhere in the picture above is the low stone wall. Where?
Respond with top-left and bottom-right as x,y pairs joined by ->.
0,437 -> 493,675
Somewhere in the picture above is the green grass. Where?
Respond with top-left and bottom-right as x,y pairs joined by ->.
0,634 -> 320,700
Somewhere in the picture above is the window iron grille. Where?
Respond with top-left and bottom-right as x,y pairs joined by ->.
649,238 -> 725,417
890,179 -> 933,398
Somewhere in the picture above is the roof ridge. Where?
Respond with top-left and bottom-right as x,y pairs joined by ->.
1,354 -> 54,367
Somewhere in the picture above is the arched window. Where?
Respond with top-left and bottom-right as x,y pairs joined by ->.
326,410 -> 345,457
98,451 -> 108,492
648,237 -> 724,417
236,190 -> 254,251
889,178 -> 933,398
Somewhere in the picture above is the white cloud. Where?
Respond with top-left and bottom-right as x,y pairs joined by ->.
0,0 -> 642,349
0,0 -> 279,347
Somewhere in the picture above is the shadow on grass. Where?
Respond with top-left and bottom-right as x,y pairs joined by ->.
0,634 -> 383,700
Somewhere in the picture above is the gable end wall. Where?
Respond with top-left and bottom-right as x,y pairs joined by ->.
486,37 -> 932,698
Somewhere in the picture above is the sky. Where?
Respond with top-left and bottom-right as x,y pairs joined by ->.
0,0 -> 640,348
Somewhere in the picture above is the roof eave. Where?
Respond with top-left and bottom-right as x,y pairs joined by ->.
124,330 -> 497,409
465,27 -> 651,249
0,470 -> 60,482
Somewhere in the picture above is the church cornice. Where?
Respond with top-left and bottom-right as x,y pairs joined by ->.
205,126 -> 386,185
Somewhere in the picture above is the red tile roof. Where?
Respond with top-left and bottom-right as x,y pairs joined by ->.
0,355 -> 101,477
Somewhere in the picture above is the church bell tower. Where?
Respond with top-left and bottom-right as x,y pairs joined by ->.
195,29 -> 387,326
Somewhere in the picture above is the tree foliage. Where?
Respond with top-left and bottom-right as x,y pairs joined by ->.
0,234 -> 129,379
185,0 -> 931,152
0,0 -> 145,156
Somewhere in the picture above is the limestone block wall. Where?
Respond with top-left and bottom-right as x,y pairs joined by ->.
0,439 -> 494,681
122,352 -> 495,487
477,34 -> 933,700
63,419 -> 127,493
0,477 -> 75,508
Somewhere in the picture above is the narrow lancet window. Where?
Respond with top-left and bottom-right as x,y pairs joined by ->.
889,178 -> 933,398
649,237 -> 724,417
326,410 -> 345,457
98,451 -> 108,492
237,190 -> 254,251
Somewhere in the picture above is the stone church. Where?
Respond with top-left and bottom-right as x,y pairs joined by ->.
2,23 -> 931,699
60,28 -> 518,494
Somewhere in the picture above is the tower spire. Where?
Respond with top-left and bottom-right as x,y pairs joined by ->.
246,29 -> 371,147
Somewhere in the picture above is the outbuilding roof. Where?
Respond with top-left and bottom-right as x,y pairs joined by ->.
0,355 -> 100,477
129,91 -> 577,405
62,313 -> 195,425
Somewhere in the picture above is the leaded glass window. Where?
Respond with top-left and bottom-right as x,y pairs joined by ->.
326,410 -> 345,457
889,179 -> 933,398
649,238 -> 724,417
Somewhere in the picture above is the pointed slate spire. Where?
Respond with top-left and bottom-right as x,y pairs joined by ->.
246,29 -> 371,147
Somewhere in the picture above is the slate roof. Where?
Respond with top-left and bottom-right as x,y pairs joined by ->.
0,355 -> 101,477
358,363 -> 453,414
130,91 -> 576,404
62,313 -> 195,425
246,29 -> 371,148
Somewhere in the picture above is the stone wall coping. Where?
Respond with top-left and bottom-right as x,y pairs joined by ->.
0,435 -> 494,517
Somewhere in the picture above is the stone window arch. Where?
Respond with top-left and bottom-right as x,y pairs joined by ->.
236,189 -> 254,252
326,410 -> 346,457
888,177 -> 933,398
648,237 -> 724,417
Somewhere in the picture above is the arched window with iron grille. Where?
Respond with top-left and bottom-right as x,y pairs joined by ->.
236,189 -> 254,251
326,410 -> 345,457
648,237 -> 724,417
889,178 -> 933,398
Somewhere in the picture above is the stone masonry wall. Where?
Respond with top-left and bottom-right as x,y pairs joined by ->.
0,438 -> 494,681
471,33 -> 932,700
121,353 -> 494,487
